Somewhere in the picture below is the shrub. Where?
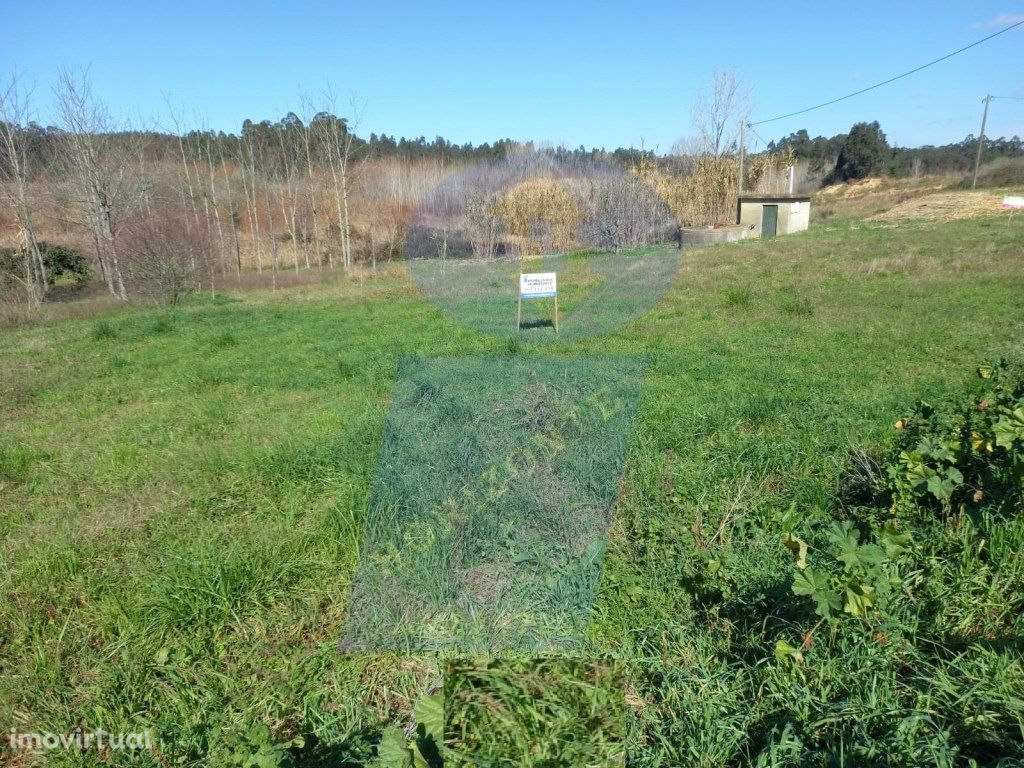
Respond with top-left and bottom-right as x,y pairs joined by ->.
0,242 -> 90,307
887,359 -> 1024,517
788,360 -> 1024,627
1,242 -> 90,284
786,519 -> 911,623
123,209 -> 212,304
958,157 -> 1024,189
574,175 -> 675,252
40,242 -> 90,284
494,178 -> 580,255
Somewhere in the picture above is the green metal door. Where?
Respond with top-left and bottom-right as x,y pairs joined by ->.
761,205 -> 778,237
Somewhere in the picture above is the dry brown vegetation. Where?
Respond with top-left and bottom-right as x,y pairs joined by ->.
869,190 -> 1012,222
634,149 -> 796,227
496,178 -> 581,254
811,171 -> 1024,223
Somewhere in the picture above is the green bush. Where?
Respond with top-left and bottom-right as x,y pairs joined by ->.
0,241 -> 90,285
787,518 -> 910,622
779,362 -> 1024,762
40,242 -> 90,283
787,359 -> 1024,627
888,360 -> 1024,517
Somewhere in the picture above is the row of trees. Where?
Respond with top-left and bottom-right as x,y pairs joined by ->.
0,73 -> 402,307
1,71 -> 684,309
1,72 -> 147,304
6,67 -> 1016,309
769,124 -> 1024,181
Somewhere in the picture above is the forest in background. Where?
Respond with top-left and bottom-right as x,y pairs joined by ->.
769,125 -> 1024,179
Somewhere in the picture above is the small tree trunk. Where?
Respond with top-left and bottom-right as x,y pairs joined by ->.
265,191 -> 279,291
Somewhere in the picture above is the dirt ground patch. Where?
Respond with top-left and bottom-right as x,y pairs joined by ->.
810,176 -> 963,221
815,177 -> 950,200
869,191 -> 1012,222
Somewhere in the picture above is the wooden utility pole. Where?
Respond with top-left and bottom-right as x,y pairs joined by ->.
738,121 -> 746,194
972,94 -> 991,190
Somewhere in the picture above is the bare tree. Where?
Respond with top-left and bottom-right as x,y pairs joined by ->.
242,121 -> 282,288
432,224 -> 449,273
201,131 -> 229,275
237,125 -> 264,273
167,102 -> 201,231
311,111 -> 337,269
223,161 -> 243,279
123,207 -> 209,304
576,176 -> 673,251
315,91 -> 368,270
53,69 -> 147,300
275,114 -> 304,274
166,106 -> 229,294
298,93 -> 325,270
692,69 -> 751,157
264,183 -> 280,290
0,74 -> 48,307
338,96 -> 363,269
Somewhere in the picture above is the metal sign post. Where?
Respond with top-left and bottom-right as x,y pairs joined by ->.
517,272 -> 558,332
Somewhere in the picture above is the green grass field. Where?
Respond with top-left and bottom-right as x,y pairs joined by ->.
1,214 -> 1023,766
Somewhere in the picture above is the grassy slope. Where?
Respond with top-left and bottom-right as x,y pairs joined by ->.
0,214 -> 1022,766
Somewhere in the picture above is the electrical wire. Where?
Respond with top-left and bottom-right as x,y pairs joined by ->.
746,123 -> 769,149
750,20 -> 1024,126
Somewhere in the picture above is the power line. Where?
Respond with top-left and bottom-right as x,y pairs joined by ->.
750,20 -> 1024,126
746,123 -> 769,150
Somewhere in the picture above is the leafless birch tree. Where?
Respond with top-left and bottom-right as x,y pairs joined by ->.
53,69 -> 147,300
692,69 -> 751,157
237,126 -> 264,273
298,94 -> 324,269
315,91 -> 368,270
275,114 -> 304,273
201,131 -> 229,275
0,74 -> 48,307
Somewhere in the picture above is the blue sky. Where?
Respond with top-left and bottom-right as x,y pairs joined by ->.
3,1 -> 1023,151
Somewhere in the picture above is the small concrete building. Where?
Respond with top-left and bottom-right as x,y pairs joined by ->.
737,194 -> 811,238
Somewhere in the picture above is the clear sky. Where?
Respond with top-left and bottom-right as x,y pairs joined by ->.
3,1 -> 1023,151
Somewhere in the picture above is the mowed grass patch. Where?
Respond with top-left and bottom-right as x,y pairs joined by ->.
0,215 -> 1021,765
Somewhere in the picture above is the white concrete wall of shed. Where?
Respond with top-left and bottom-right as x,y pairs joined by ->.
738,202 -> 763,237
737,200 -> 810,237
779,201 -> 810,234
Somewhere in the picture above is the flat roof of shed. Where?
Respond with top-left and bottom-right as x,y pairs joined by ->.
738,194 -> 812,202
